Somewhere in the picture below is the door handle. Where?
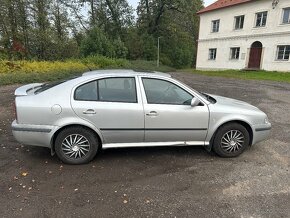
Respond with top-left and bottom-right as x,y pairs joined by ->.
146,111 -> 158,116
83,109 -> 96,115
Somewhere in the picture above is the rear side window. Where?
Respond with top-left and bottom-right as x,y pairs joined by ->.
75,81 -> 98,101
74,77 -> 137,103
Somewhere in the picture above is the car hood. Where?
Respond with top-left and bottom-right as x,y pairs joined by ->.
209,94 -> 261,112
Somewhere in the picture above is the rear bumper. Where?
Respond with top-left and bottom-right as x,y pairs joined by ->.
252,123 -> 272,145
11,120 -> 56,148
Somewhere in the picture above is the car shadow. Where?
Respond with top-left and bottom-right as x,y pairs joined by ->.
23,145 -> 214,164
98,146 -> 213,159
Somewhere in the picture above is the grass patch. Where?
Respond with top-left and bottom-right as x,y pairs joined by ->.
0,57 -> 174,86
181,69 -> 290,84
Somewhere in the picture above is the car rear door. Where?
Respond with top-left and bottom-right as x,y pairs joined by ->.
71,76 -> 144,144
140,77 -> 209,144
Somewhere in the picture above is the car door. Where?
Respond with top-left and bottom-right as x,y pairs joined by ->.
71,76 -> 144,144
140,77 -> 209,144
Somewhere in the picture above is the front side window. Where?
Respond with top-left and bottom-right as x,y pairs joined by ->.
255,11 -> 267,27
212,20 -> 220,32
276,45 -> 290,61
282,8 -> 290,24
209,48 -> 217,60
75,77 -> 137,103
230,47 -> 240,60
142,78 -> 193,105
234,15 -> 244,29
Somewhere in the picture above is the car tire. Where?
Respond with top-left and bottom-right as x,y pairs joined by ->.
213,123 -> 250,158
55,127 -> 99,165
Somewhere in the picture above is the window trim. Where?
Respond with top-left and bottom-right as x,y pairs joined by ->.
141,78 -> 194,106
255,11 -> 268,27
230,47 -> 240,60
282,7 -> 290,24
234,15 -> 245,30
211,19 -> 220,33
74,77 -> 139,104
276,45 -> 290,61
208,48 -> 217,60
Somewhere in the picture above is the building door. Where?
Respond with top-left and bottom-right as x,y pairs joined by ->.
248,41 -> 263,69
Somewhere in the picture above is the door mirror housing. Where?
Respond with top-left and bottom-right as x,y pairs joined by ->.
191,98 -> 200,107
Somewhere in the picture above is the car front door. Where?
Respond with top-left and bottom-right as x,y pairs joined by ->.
71,76 -> 144,144
140,77 -> 209,144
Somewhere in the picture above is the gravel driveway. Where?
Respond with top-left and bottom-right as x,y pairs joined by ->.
0,72 -> 289,218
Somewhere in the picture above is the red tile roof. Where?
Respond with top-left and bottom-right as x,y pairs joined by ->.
198,0 -> 253,14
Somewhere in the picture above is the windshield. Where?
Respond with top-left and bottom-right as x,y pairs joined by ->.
34,80 -> 67,94
33,76 -> 79,94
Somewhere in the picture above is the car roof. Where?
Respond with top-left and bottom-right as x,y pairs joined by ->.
82,69 -> 171,78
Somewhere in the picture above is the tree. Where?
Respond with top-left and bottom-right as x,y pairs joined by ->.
136,0 -> 203,68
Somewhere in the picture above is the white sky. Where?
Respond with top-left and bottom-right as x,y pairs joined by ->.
128,0 -> 215,9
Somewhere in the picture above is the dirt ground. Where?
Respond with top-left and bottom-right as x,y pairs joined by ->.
0,72 -> 289,218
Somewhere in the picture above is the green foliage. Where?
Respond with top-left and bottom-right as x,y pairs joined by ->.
80,28 -> 128,59
82,55 -> 130,69
80,28 -> 111,57
0,57 -> 174,85
0,0 -> 203,68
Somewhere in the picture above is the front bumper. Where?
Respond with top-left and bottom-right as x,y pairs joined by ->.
11,120 -> 56,148
252,123 -> 272,145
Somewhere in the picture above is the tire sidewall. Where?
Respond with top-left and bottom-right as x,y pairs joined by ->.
213,123 -> 250,158
55,127 -> 98,165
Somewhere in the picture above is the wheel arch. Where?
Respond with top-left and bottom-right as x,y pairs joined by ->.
50,124 -> 103,155
209,120 -> 253,150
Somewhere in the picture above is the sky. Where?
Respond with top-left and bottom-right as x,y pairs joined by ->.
127,0 -> 215,9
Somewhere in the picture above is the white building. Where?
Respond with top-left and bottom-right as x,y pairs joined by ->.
196,0 -> 290,72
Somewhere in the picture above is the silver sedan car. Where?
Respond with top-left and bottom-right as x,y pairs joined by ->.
12,70 -> 271,164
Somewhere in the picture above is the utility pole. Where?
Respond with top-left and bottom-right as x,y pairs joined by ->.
157,37 -> 161,67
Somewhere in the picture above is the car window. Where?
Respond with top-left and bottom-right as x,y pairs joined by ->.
74,77 -> 137,103
99,78 -> 137,103
75,81 -> 98,101
142,78 -> 193,105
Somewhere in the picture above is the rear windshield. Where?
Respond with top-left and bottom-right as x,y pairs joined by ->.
34,80 -> 67,94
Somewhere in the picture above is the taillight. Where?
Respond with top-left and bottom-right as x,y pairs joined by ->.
13,100 -> 18,123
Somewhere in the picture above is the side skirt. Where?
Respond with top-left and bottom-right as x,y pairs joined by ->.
102,141 -> 210,149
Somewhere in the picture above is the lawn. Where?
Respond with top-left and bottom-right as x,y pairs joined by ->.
182,69 -> 290,84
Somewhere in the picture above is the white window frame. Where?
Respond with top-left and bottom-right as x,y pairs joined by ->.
234,15 -> 245,30
282,7 -> 290,24
230,47 -> 240,60
208,48 -> 217,60
211,20 -> 220,33
255,11 -> 268,27
276,45 -> 290,61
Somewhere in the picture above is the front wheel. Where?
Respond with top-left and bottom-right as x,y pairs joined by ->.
213,123 -> 250,158
55,127 -> 99,164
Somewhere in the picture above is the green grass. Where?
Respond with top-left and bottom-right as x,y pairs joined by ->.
181,69 -> 290,84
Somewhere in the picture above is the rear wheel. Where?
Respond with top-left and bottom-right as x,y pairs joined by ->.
55,127 -> 99,164
213,123 -> 250,158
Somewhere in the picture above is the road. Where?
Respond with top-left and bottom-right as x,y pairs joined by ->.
0,72 -> 289,217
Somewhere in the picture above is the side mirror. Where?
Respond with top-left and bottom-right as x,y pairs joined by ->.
191,98 -> 200,107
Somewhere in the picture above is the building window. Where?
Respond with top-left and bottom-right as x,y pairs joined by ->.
211,20 -> 220,32
234,15 -> 245,29
209,48 -> 217,60
255,11 -> 267,27
230,47 -> 240,60
282,8 -> 290,24
276,45 -> 290,61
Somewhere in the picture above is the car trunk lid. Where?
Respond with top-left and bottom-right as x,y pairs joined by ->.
14,83 -> 43,96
